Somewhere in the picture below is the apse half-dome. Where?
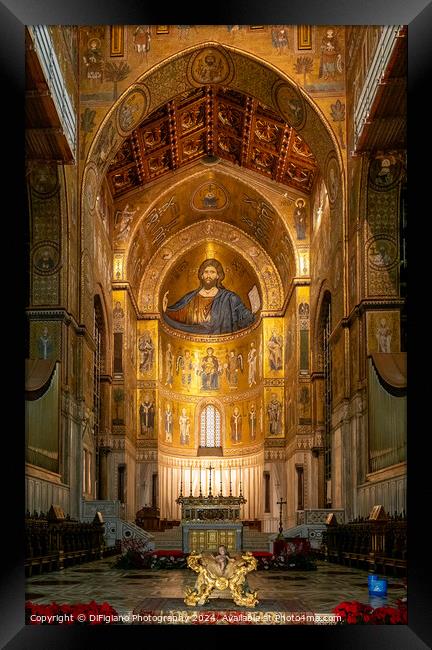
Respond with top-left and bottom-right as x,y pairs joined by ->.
160,242 -> 262,336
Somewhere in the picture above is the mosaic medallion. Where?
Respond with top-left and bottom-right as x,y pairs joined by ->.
325,155 -> 340,205
83,164 -> 98,211
272,81 -> 306,130
367,238 -> 398,270
29,162 -> 59,195
188,47 -> 233,86
33,242 -> 60,274
117,86 -> 149,133
368,154 -> 403,191
191,182 -> 229,211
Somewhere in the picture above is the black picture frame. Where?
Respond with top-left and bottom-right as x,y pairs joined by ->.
4,0 -> 430,647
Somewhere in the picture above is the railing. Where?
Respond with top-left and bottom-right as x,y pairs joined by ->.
81,499 -> 155,548
27,25 -> 76,158
354,25 -> 403,150
296,509 -> 345,525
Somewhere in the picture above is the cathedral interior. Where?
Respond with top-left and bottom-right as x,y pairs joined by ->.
24,24 -> 408,624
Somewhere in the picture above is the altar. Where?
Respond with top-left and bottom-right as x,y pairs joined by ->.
176,467 -> 246,553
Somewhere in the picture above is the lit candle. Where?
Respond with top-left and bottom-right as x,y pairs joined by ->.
190,464 -> 192,496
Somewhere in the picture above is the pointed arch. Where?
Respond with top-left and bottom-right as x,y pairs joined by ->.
82,42 -> 345,241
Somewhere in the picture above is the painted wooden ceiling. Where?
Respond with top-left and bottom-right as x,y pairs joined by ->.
107,86 -> 317,199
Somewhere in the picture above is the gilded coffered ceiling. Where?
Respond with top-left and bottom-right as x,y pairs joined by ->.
106,85 -> 317,199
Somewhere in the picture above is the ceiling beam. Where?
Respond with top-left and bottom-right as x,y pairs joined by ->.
274,125 -> 293,184
167,99 -> 179,171
240,95 -> 255,167
205,85 -> 214,156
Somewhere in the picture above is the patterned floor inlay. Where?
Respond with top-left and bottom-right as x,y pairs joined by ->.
25,557 -> 406,624
121,575 -> 161,579
133,596 -> 307,613
27,580 -> 82,586
266,575 -> 308,580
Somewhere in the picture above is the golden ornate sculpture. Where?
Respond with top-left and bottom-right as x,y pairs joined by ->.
184,547 -> 259,607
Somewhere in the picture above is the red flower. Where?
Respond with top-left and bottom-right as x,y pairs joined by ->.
333,599 -> 407,625
25,601 -> 120,625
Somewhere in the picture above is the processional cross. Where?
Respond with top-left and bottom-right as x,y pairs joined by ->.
276,497 -> 287,537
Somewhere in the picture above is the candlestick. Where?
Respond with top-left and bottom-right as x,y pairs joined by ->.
190,465 -> 193,496
199,465 -> 202,497
219,464 -> 223,496
239,466 -> 242,497
208,463 -> 213,496
179,463 -> 183,497
229,466 -> 232,496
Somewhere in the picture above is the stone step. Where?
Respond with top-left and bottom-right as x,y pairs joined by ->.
151,526 -> 183,550
151,530 -> 182,538
243,539 -> 272,551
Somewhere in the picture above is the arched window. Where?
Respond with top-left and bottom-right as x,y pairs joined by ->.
200,404 -> 221,448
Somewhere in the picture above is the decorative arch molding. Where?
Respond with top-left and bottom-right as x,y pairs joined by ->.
312,282 -> 333,373
123,164 -> 298,289
85,42 -> 342,175
81,43 -> 345,260
136,220 -> 283,315
94,282 -> 112,368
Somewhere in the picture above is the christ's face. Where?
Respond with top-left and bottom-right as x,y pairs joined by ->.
201,265 -> 218,288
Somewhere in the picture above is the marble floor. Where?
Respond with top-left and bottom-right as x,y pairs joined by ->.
26,557 -> 406,625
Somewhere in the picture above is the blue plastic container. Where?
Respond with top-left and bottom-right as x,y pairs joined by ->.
368,574 -> 378,587
368,575 -> 387,595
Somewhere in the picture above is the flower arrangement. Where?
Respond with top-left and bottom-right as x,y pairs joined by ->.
252,545 -> 316,571
114,541 -> 187,570
25,600 -> 120,624
114,537 -> 315,570
332,600 -> 408,624
142,550 -> 187,569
